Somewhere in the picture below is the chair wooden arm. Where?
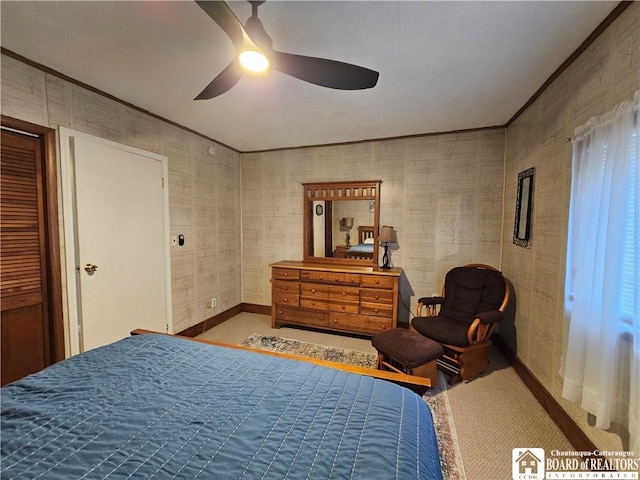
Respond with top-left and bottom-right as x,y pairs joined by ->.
416,296 -> 445,317
466,318 -> 499,344
475,309 -> 503,325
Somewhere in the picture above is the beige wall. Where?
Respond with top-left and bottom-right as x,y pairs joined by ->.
1,54 -> 242,336
502,2 -> 639,451
241,130 -> 506,318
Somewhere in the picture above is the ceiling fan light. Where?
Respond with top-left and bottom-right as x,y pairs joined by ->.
239,49 -> 269,73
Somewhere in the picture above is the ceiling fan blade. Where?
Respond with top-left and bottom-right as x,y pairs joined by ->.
195,60 -> 243,100
271,51 -> 379,90
195,0 -> 244,48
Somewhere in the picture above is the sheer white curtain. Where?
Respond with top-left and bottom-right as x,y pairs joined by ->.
563,90 -> 639,453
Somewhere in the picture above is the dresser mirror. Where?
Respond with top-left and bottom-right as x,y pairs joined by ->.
303,180 -> 381,265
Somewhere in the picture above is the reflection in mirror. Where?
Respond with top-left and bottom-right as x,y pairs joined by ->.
303,181 -> 381,265
513,167 -> 534,247
332,201 -> 373,248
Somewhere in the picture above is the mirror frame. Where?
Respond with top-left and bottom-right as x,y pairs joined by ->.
513,167 -> 534,247
303,180 -> 381,265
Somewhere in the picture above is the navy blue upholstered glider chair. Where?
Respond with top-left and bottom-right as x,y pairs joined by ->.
410,264 -> 509,384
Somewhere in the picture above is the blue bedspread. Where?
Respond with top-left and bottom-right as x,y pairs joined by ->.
1,334 -> 442,479
348,243 -> 374,253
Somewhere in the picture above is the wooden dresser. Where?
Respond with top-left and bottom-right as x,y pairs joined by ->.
271,261 -> 401,336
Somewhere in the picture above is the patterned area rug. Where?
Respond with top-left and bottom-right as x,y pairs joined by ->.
241,334 -> 378,368
424,371 -> 467,480
240,334 -> 466,480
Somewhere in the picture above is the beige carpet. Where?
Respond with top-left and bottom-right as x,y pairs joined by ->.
199,313 -> 574,479
445,348 -> 574,479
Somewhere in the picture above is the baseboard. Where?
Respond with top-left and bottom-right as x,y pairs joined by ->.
176,303 -> 269,337
241,303 -> 271,315
492,334 -> 598,452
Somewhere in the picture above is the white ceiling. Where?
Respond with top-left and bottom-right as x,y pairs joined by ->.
1,1 -> 618,152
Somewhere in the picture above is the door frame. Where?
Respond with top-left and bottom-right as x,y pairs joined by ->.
0,115 -> 65,363
59,127 -> 172,356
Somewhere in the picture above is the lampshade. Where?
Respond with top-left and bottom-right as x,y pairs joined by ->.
379,225 -> 397,244
343,217 -> 354,228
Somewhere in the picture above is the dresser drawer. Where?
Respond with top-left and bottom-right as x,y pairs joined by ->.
273,291 -> 299,307
301,283 -> 330,297
274,306 -> 329,327
328,299 -> 359,314
300,298 -> 329,310
330,313 -> 393,334
328,285 -> 359,301
360,289 -> 394,304
301,270 -> 360,285
360,274 -> 395,289
273,280 -> 300,294
273,268 -> 300,281
360,302 -> 393,318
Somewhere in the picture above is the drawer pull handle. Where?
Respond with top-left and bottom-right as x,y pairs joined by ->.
375,294 -> 380,300
284,298 -> 288,303
374,308 -> 379,313
277,310 -> 282,315
342,292 -> 346,296
341,305 -> 346,310
284,286 -> 289,291
312,288 -> 316,293
334,319 -> 338,323
321,315 -> 325,320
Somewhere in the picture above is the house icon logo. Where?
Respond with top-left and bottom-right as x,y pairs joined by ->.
512,448 -> 545,480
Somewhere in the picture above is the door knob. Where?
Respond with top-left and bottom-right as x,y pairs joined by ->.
84,263 -> 98,273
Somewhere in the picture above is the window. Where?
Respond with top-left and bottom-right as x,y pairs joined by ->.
562,91 -> 639,453
620,129 -> 637,326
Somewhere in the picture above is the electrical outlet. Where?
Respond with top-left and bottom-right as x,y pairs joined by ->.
211,297 -> 217,308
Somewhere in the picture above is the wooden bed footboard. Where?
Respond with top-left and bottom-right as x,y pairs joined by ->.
131,329 -> 432,392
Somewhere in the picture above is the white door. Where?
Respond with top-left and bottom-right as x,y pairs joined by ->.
62,130 -> 171,354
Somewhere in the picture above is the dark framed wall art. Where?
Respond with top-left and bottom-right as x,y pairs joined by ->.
513,167 -> 534,247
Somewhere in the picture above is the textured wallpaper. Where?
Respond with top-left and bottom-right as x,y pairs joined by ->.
503,2 -> 639,452
0,55 -> 242,337
241,130 -> 505,322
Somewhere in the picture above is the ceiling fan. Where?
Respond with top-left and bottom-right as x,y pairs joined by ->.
194,0 -> 379,100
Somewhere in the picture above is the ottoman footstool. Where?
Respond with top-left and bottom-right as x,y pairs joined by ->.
371,328 -> 443,387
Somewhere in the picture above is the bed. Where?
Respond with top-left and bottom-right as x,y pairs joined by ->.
334,225 -> 376,259
1,333 -> 442,479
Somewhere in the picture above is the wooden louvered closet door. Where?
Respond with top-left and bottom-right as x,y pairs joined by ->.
1,129 -> 52,385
